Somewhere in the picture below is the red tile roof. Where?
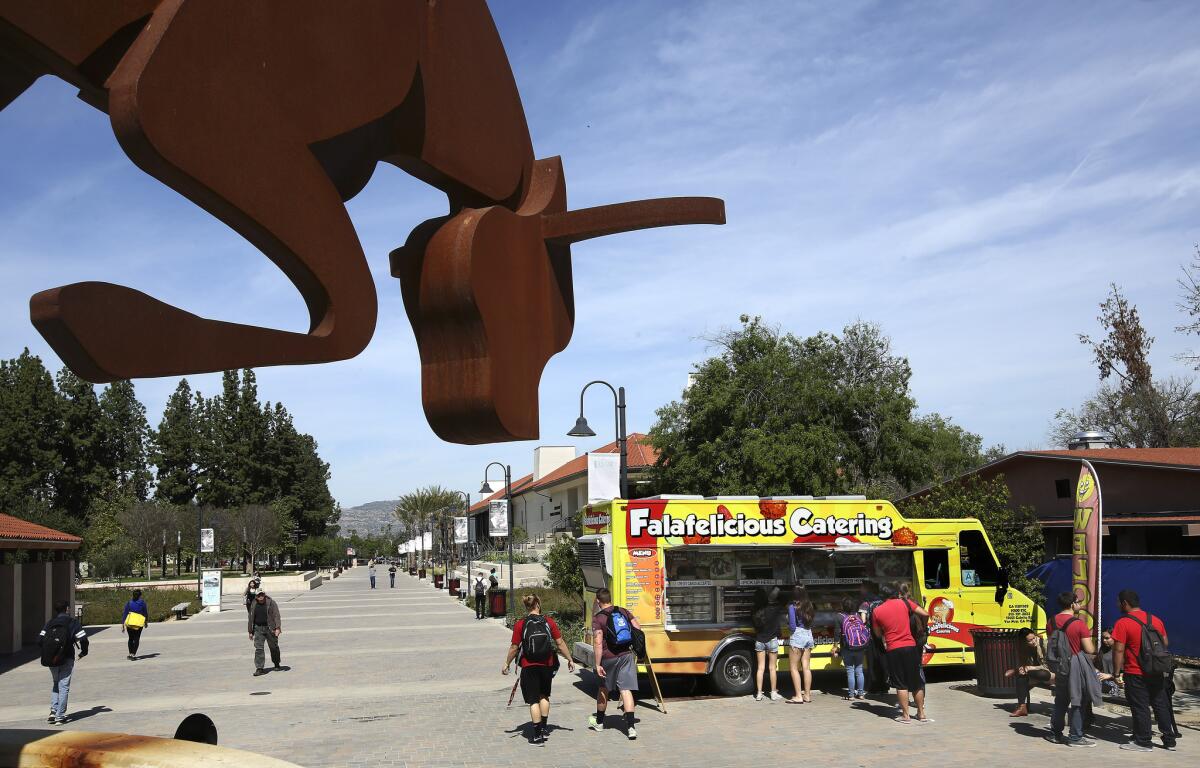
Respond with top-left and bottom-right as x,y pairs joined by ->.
0,513 -> 82,547
1024,448 -> 1200,469
531,433 -> 658,492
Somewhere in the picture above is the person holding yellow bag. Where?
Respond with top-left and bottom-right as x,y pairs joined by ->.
121,589 -> 149,661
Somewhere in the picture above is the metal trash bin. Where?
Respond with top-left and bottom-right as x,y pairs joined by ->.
489,588 -> 507,618
448,577 -> 460,593
970,628 -> 1023,697
433,573 -> 444,589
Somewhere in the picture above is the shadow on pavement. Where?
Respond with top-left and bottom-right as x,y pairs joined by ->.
851,700 -> 904,720
68,705 -> 113,722
133,653 -> 160,661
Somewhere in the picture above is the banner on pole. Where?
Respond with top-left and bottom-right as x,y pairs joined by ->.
587,452 -> 621,502
453,517 -> 468,544
489,500 -> 509,536
200,528 -> 215,553
346,547 -> 355,557
421,532 -> 432,551
1072,460 -> 1102,634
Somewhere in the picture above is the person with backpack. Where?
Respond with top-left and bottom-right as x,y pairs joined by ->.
871,582 -> 930,723
120,588 -> 149,661
474,571 -> 489,619
1043,591 -> 1098,747
1111,589 -> 1177,752
786,587 -> 816,703
38,599 -> 88,725
589,588 -> 642,739
489,568 -> 500,591
503,593 -> 575,745
388,563 -> 397,588
834,596 -> 871,700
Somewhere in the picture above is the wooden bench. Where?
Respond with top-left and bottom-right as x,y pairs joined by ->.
171,602 -> 190,620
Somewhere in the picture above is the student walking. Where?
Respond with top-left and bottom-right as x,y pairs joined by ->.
1112,589 -> 1177,752
871,583 -> 930,724
786,587 -> 815,703
503,593 -> 575,745
834,595 -> 871,700
388,564 -> 397,587
1043,591 -> 1098,747
243,578 -> 261,612
1003,628 -> 1051,717
248,591 -> 283,676
589,588 -> 642,739
120,589 -> 149,660
474,571 -> 489,619
368,563 -> 377,589
38,600 -> 88,725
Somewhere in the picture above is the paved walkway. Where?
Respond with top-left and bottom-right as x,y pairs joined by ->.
0,567 -> 1192,767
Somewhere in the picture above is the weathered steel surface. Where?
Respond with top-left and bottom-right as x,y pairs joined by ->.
0,729 -> 302,768
1,0 -> 725,443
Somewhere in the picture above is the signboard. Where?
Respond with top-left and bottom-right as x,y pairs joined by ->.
453,516 -> 468,544
489,500 -> 509,536
421,532 -> 432,551
200,569 -> 222,612
1072,461 -> 1102,634
587,452 -> 621,502
346,547 -> 355,557
200,528 -> 215,553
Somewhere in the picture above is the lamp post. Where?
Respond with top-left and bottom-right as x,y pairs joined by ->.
196,506 -> 202,597
568,380 -> 629,499
160,529 -> 166,582
480,462 -> 514,597
454,490 -> 471,594
175,531 -> 181,577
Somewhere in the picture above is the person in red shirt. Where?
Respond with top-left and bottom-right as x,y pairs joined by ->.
503,593 -> 574,745
1044,591 -> 1096,746
871,582 -> 929,723
1111,589 -> 1176,752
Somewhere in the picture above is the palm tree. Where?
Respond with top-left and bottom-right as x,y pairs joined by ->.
395,485 -> 461,572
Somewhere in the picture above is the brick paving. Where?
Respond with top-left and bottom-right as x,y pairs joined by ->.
0,567 -> 1192,767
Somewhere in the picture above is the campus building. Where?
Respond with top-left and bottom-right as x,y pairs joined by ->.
0,513 -> 80,655
900,446 -> 1200,557
467,433 -> 658,547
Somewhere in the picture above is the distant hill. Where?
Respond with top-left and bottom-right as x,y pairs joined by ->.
337,500 -> 402,538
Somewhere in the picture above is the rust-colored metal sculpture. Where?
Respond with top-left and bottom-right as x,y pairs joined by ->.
0,0 -> 724,443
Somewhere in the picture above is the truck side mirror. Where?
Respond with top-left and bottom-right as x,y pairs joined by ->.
995,564 -> 1010,605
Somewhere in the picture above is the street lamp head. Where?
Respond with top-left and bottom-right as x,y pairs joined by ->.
479,480 -> 494,494
568,415 -> 596,438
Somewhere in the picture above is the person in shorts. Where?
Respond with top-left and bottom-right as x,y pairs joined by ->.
749,587 -> 784,701
590,588 -> 642,740
504,593 -> 574,745
787,587 -> 816,703
872,585 -> 929,723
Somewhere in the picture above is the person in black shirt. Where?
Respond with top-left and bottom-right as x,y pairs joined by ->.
247,591 -> 283,676
38,600 -> 88,725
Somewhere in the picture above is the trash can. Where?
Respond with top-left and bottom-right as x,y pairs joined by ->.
433,573 -> 443,589
418,568 -> 426,580
489,588 -> 507,618
409,567 -> 416,576
970,628 -> 1023,698
448,577 -> 460,593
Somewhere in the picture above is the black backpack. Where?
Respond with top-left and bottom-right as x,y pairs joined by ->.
1125,614 -> 1174,677
1046,616 -> 1078,678
521,615 -> 553,662
40,616 -> 71,667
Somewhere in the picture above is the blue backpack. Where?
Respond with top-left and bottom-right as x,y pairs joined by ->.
604,608 -> 633,651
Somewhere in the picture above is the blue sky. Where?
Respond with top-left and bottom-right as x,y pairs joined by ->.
2,1 -> 1198,508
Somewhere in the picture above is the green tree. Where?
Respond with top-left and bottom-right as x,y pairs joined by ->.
100,380 -> 153,500
543,537 -> 583,597
53,369 -> 110,519
117,500 -> 174,579
649,317 -> 991,497
897,474 -> 1045,604
0,350 -> 62,512
395,485 -> 461,564
153,380 -> 202,505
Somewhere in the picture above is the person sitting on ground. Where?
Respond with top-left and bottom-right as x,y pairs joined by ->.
1004,628 -> 1051,717
120,589 -> 149,661
503,593 -> 575,745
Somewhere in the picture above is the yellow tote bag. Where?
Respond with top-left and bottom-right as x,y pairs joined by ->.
125,612 -> 147,629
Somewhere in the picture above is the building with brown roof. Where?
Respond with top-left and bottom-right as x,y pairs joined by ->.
0,513 -> 81,655
467,433 -> 658,546
899,445 -> 1200,557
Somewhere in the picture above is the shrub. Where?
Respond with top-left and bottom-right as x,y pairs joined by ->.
543,537 -> 583,597
78,587 -> 199,625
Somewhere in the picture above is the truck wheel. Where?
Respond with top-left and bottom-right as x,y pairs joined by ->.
710,647 -> 755,696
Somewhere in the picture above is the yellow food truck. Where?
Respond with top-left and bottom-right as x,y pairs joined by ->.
571,495 -> 1037,696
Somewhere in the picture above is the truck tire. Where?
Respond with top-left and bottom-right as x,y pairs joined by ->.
710,646 -> 755,697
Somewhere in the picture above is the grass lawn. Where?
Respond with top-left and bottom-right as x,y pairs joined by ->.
77,587 -> 199,626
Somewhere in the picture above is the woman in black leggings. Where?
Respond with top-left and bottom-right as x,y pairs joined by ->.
121,589 -> 150,660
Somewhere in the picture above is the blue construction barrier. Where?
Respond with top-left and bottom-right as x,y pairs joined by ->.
1028,556 -> 1200,656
